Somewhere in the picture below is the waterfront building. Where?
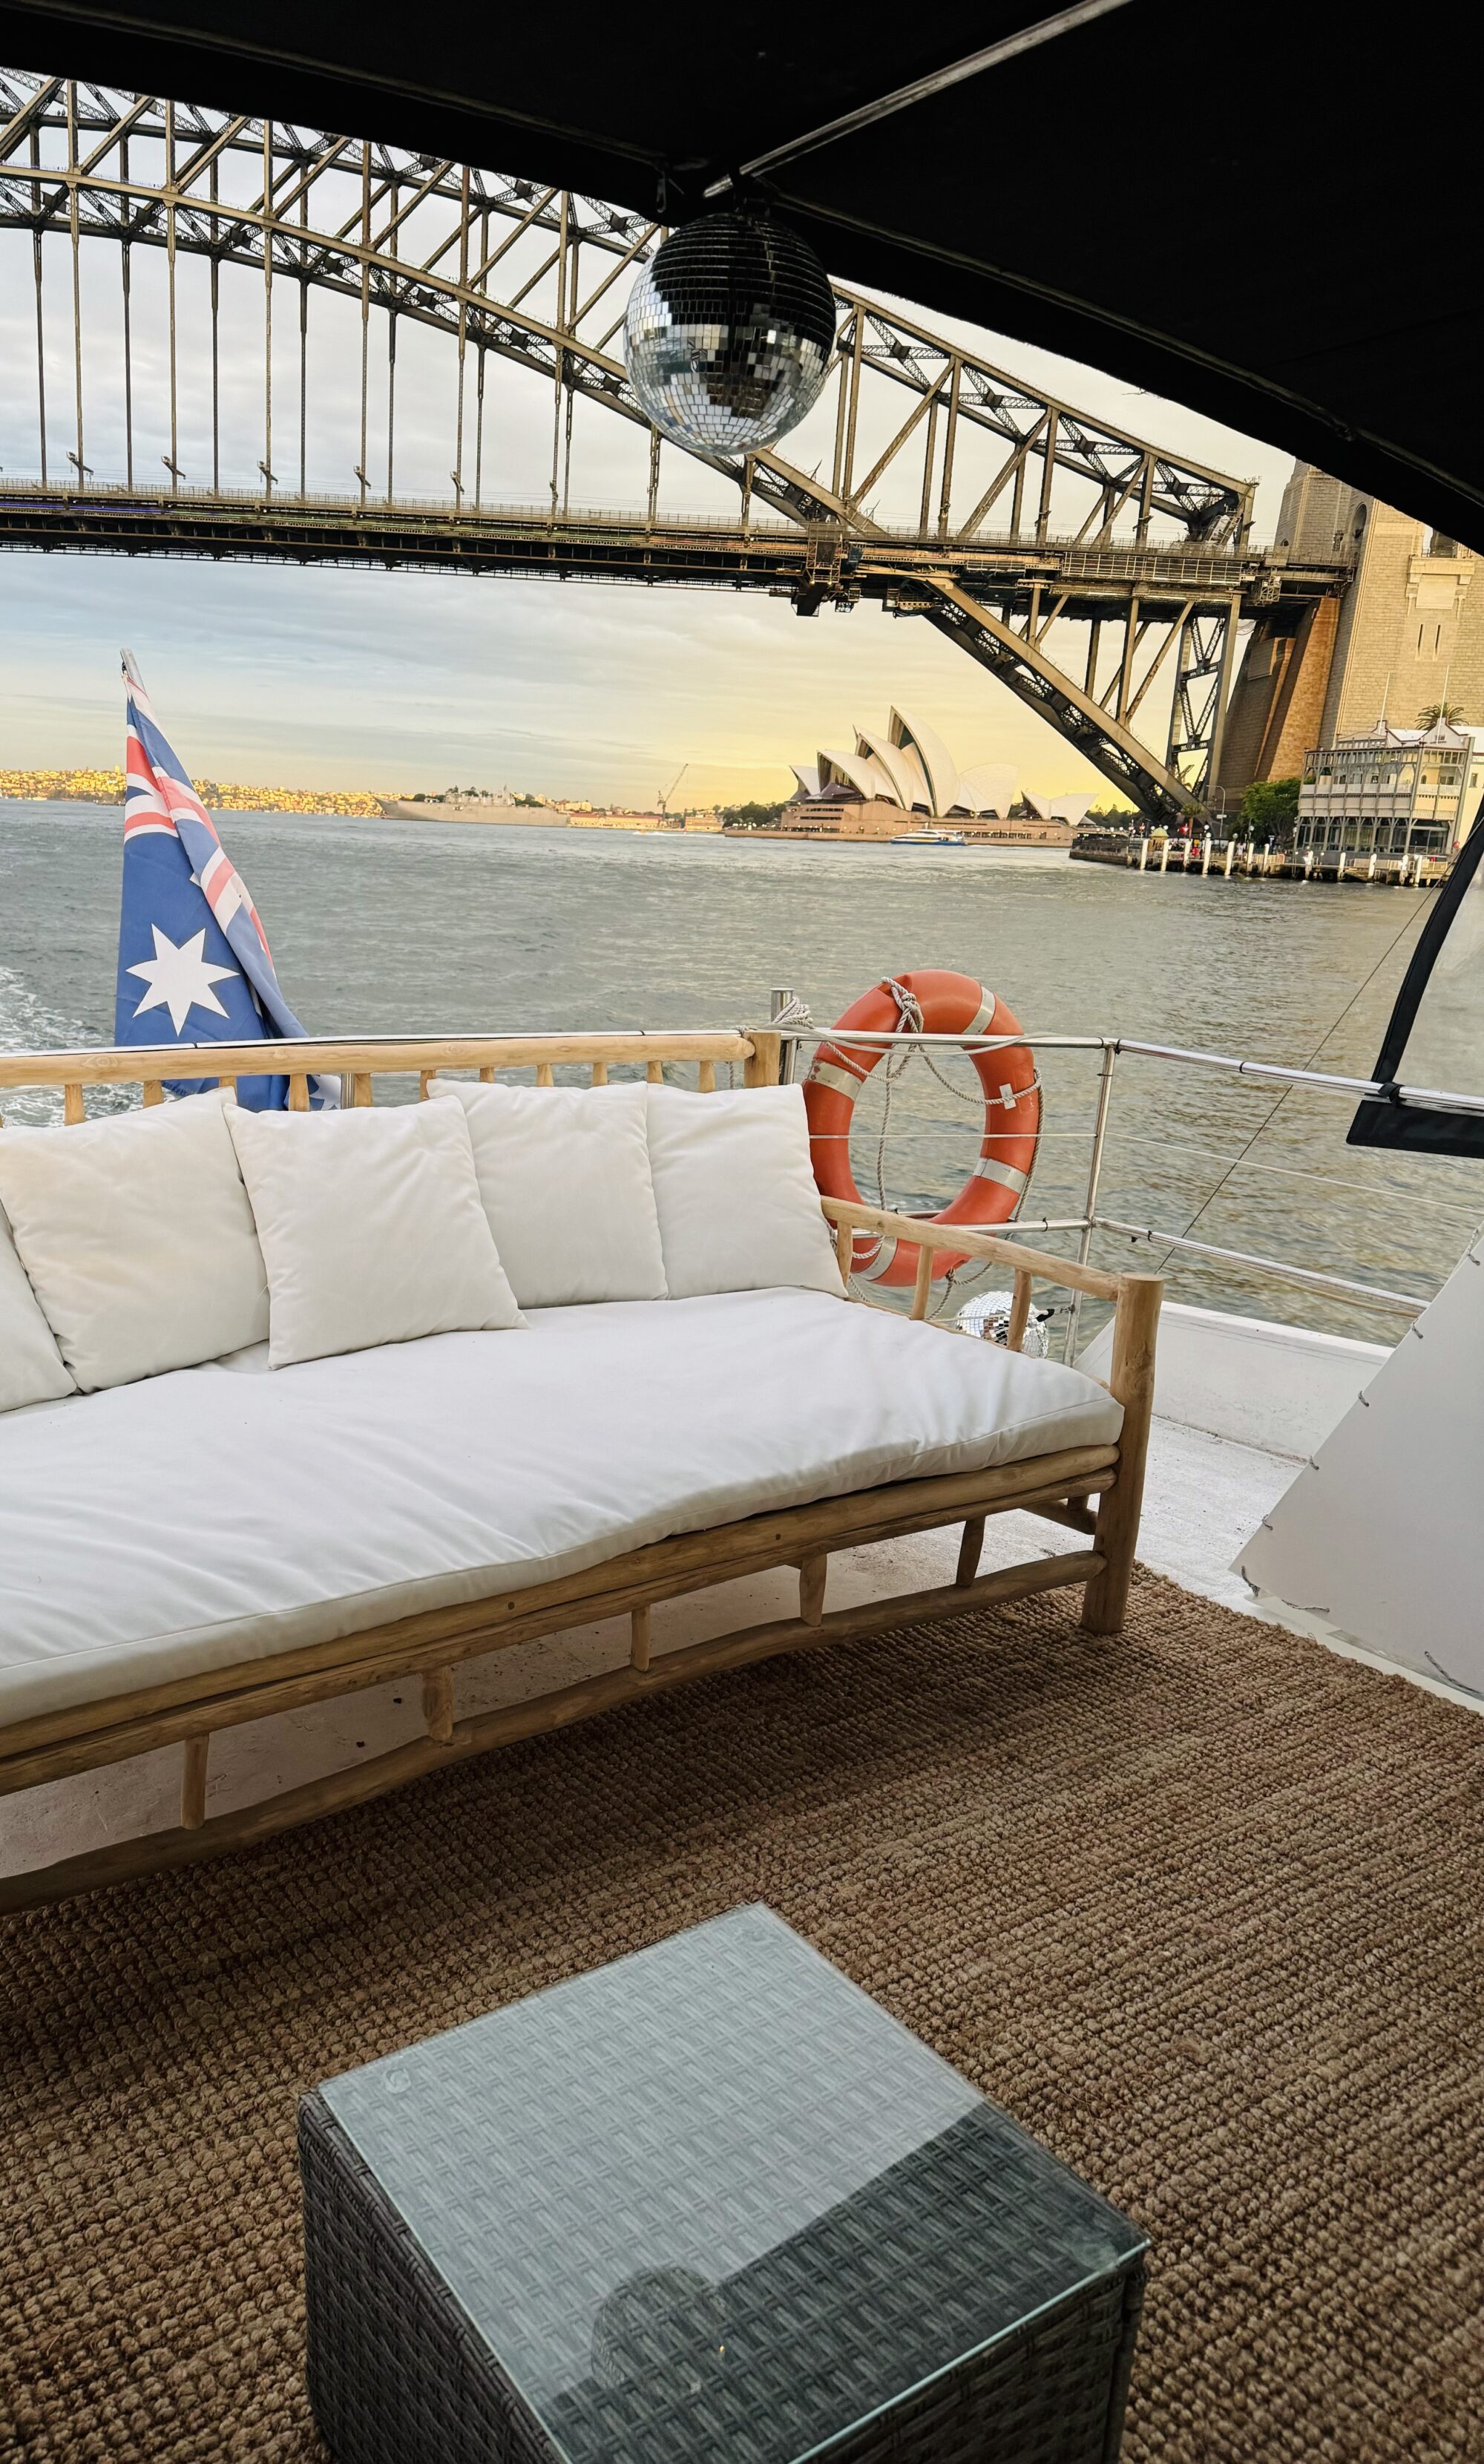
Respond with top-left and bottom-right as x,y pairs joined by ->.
0,765 -> 390,816
1294,721 -> 1484,859
784,707 -> 1079,839
1220,461 -> 1484,796
780,796 -> 1076,843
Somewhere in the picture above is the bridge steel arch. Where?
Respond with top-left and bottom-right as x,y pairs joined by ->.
0,73 -> 1343,822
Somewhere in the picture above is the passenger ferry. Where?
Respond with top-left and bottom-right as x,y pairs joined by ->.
890,825 -> 966,847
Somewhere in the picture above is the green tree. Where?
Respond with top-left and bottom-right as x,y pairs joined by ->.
1239,776 -> 1299,839
719,800 -> 787,829
1417,701 -> 1465,730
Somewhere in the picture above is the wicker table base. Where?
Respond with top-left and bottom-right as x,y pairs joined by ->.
302,1908 -> 1146,2464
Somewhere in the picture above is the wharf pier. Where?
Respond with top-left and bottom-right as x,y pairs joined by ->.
1071,831 -> 1448,887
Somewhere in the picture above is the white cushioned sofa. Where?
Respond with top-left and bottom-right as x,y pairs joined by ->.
0,1029 -> 1160,1911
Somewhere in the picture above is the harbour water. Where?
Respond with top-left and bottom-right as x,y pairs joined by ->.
3,802 -> 1482,1337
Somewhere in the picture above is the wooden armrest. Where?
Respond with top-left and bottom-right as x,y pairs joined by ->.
822,1195 -> 1162,1642
819,1194 -> 1122,1302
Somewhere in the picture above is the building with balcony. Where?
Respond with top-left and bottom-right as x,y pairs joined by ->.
1295,722 -> 1484,859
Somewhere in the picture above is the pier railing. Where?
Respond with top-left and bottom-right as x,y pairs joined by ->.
1071,832 -> 1451,886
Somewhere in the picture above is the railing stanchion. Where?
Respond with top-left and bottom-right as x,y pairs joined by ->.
769,985 -> 801,1084
1063,1042 -> 1117,1363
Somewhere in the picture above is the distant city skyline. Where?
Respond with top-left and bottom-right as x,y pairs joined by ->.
0,297 -> 1293,810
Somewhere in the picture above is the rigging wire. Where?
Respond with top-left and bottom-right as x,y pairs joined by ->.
1145,897 -> 1435,1279
1107,1130 -> 1484,1217
703,0 -> 1137,197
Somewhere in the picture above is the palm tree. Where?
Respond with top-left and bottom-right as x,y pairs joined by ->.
1417,699 -> 1466,729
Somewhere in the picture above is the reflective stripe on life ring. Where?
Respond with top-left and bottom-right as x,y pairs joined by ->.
803,968 -> 1041,1286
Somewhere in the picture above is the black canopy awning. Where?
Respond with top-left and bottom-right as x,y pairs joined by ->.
2,1 -> 1480,548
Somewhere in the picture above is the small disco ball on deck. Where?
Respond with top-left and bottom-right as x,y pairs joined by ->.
624,209 -> 836,455
956,1291 -> 1051,1357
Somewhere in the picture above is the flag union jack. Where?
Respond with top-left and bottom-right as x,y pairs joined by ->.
115,650 -> 324,1107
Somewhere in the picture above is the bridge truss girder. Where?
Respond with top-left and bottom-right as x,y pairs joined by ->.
0,72 -> 1273,818
918,580 -> 1247,819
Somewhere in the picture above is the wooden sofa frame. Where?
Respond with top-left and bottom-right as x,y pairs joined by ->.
0,1028 -> 1160,1913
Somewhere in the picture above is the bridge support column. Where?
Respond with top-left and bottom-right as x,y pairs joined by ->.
1204,594 -> 1243,796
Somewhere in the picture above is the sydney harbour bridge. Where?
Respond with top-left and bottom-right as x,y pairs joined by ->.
0,71 -> 1350,825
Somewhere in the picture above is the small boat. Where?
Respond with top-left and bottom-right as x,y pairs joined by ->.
890,825 -> 965,847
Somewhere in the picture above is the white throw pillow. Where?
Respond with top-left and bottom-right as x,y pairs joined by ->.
431,1078 -> 667,1307
644,1082 -> 844,1300
0,1204 -> 75,1412
227,1096 -> 524,1367
0,1090 -> 269,1393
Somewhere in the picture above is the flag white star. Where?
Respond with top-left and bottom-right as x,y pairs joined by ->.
128,924 -> 238,1035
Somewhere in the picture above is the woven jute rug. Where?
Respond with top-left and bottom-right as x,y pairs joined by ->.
1,1569 -> 1481,2463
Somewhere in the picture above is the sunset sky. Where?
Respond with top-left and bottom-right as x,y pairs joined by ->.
0,284 -> 1293,807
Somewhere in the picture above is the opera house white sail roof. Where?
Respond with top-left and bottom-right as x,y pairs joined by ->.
789,709 -> 1091,826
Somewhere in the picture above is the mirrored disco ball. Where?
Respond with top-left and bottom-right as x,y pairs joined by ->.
624,209 -> 836,455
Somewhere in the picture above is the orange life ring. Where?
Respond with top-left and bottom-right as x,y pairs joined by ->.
804,969 -> 1041,1285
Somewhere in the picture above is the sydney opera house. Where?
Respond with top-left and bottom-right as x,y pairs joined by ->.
784,708 -> 1093,839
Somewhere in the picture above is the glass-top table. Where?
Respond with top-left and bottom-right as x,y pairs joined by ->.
303,1905 -> 1146,2464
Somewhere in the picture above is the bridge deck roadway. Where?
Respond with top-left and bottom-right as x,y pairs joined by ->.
0,487 -> 1348,620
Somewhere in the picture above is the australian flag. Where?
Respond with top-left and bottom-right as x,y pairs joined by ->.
114,651 -> 330,1108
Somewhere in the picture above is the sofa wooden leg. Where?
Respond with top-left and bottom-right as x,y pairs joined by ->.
180,1734 -> 210,1830
799,1555 -> 827,1625
629,1605 -> 651,1671
421,1669 -> 455,1745
1081,1480 -> 1137,1634
1080,1273 -> 1161,1635
956,1517 -> 986,1587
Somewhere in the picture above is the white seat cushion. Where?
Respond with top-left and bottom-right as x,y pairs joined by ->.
0,1090 -> 268,1393
0,1290 -> 1121,1724
227,1097 -> 524,1368
0,1209 -> 75,1412
645,1083 -> 844,1299
430,1078 -> 667,1307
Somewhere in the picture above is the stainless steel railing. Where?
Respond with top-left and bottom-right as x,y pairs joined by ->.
766,999 -> 1477,1343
